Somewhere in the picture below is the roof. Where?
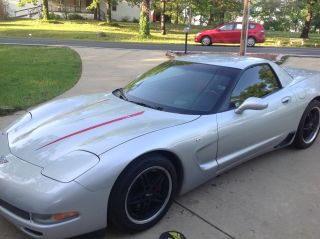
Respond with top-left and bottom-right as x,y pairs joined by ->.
176,54 -> 270,70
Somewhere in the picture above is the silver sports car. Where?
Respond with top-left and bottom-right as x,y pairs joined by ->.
1,55 -> 320,239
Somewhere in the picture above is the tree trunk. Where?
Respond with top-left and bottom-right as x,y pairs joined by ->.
208,13 -> 214,25
97,3 -> 100,21
161,0 -> 166,35
105,0 -> 112,23
218,11 -> 224,25
42,0 -> 49,20
139,0 -> 150,37
174,8 -> 179,24
94,7 -> 97,20
300,1 -> 314,38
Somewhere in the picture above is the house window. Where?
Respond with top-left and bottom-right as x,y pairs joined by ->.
112,4 -> 117,11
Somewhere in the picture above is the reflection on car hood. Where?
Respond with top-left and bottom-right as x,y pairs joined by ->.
7,93 -> 199,167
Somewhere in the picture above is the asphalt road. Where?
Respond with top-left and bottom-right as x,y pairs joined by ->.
1,37 -> 320,56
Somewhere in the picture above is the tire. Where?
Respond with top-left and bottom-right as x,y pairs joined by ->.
201,36 -> 212,46
247,37 -> 256,47
293,100 -> 320,149
108,153 -> 178,232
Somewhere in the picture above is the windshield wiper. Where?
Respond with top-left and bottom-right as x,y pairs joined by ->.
129,100 -> 163,111
114,88 -> 128,101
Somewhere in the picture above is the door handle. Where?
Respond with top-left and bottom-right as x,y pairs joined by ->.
281,96 -> 291,104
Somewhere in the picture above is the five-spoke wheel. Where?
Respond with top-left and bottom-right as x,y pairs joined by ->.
108,154 -> 177,231
293,100 -> 320,149
125,166 -> 172,224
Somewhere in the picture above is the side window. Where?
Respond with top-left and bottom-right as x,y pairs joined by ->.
230,64 -> 281,108
235,23 -> 242,30
220,24 -> 234,31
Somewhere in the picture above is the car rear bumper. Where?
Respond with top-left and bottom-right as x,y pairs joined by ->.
0,152 -> 109,239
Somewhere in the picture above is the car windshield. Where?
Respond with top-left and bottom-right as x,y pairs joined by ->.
114,60 -> 241,115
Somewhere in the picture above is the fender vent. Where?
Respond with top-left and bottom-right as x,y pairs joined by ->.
274,132 -> 296,149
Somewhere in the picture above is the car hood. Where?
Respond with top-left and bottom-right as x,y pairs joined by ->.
199,29 -> 216,34
7,93 -> 199,167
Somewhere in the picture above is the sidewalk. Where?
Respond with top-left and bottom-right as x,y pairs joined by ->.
1,50 -> 320,239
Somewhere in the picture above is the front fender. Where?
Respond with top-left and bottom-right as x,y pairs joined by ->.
75,115 -> 219,195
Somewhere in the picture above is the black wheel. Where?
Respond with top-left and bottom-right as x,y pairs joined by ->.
108,154 -> 178,232
293,100 -> 320,149
201,36 -> 212,46
247,37 -> 256,47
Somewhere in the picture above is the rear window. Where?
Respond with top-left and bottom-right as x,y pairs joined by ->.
249,23 -> 256,29
235,23 -> 256,30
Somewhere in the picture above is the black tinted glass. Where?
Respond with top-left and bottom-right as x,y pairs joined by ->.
118,60 -> 241,115
231,64 -> 280,108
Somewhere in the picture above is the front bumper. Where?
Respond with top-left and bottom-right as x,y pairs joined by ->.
194,35 -> 201,43
0,152 -> 109,239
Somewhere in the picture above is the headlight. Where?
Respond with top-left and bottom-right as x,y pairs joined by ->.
5,112 -> 32,133
41,151 -> 99,183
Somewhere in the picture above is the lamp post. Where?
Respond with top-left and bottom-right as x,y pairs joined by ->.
239,0 -> 250,56
184,26 -> 190,54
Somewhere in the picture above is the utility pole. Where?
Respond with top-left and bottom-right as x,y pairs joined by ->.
239,0 -> 250,56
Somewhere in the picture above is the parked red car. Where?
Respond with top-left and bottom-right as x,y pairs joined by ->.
195,22 -> 266,47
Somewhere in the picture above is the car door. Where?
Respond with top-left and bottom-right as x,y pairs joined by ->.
233,23 -> 242,43
214,23 -> 235,43
216,64 -> 298,170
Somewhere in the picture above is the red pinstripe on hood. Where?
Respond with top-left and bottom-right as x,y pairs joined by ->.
36,111 -> 145,150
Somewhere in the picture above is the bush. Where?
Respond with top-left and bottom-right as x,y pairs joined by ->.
68,13 -> 84,20
132,17 -> 139,23
0,0 -> 8,20
98,22 -> 120,27
48,12 -> 62,20
121,16 -> 130,22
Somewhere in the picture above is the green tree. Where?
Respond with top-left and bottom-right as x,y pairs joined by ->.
208,0 -> 241,26
139,0 -> 151,37
0,0 -> 8,19
300,0 -> 319,38
127,0 -> 151,37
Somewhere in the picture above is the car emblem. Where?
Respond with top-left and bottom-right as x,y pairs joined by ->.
0,155 -> 8,165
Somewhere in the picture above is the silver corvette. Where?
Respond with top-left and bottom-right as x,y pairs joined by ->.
1,55 -> 320,239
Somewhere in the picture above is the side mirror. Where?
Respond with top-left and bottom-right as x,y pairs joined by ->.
234,97 -> 268,114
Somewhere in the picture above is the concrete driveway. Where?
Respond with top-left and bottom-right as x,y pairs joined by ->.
1,48 -> 320,239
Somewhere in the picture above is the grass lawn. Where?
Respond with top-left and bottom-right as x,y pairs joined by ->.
1,19 -> 320,47
0,45 -> 81,116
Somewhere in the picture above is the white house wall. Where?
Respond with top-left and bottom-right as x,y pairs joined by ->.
111,1 -> 140,21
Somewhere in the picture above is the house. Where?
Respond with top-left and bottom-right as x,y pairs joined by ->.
7,0 -> 140,21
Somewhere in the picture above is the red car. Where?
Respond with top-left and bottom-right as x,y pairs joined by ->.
195,22 -> 265,47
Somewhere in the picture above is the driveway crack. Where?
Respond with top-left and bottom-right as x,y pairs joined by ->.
174,200 -> 236,239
